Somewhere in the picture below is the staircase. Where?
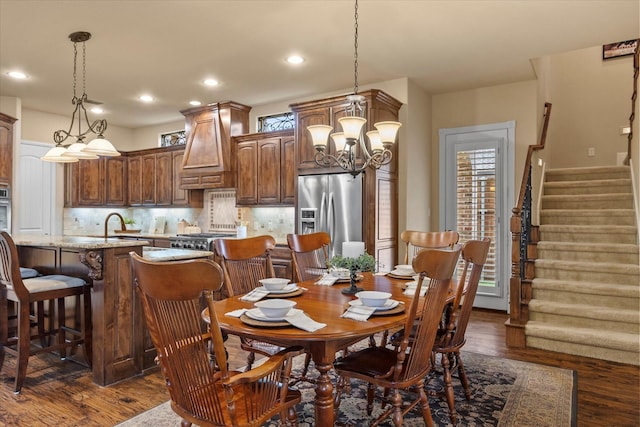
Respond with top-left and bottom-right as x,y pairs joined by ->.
525,165 -> 640,365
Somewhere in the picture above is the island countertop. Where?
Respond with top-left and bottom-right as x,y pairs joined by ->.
10,234 -> 150,249
142,246 -> 213,261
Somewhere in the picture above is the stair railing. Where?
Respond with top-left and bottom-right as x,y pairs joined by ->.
507,102 -> 551,346
624,44 -> 638,166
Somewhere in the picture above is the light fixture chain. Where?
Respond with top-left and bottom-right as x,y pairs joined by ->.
82,39 -> 87,95
353,0 -> 358,95
72,41 -> 78,99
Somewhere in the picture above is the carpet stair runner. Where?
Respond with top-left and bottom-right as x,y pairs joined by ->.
526,165 -> 640,365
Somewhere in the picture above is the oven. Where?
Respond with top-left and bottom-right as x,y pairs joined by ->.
0,186 -> 10,232
169,233 -> 235,251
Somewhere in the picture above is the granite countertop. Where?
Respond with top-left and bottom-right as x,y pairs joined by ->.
142,247 -> 213,262
11,234 -> 151,249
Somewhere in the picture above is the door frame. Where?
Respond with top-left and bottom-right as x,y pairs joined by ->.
438,121 -> 515,311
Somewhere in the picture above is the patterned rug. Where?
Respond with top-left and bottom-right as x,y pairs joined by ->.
117,351 -> 576,427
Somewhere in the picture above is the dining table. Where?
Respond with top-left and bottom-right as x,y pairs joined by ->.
211,271 -> 427,427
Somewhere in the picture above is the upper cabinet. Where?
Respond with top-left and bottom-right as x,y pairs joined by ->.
234,129 -> 295,207
66,146 -> 203,208
289,89 -> 402,175
179,102 -> 251,190
0,113 -> 17,187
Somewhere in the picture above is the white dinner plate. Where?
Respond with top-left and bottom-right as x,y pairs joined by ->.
258,284 -> 299,294
245,308 -> 302,322
389,269 -> 415,278
348,299 -> 400,311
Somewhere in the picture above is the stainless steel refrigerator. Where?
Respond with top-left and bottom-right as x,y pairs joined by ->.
297,173 -> 362,258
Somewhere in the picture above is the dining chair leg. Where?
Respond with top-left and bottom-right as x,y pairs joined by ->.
418,385 -> 435,427
390,388 -> 404,427
441,352 -> 457,424
15,302 -> 31,393
456,352 -> 471,400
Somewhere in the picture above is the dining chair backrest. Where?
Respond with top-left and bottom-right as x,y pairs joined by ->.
286,232 -> 330,282
445,238 -> 491,349
395,246 -> 461,382
213,235 -> 276,296
401,230 -> 459,264
130,252 -> 301,426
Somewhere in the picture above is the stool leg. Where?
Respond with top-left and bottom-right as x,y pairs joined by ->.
14,302 -> 32,394
82,289 -> 92,367
0,294 -> 7,372
57,297 -> 67,360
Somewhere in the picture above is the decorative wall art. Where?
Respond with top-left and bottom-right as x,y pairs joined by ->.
602,39 -> 638,60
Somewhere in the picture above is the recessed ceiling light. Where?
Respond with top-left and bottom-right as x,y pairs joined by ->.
139,94 -> 154,103
286,55 -> 304,65
203,79 -> 219,87
7,71 -> 28,79
189,100 -> 202,106
90,107 -> 103,114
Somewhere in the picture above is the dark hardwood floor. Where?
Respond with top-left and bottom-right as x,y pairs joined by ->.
1,309 -> 638,426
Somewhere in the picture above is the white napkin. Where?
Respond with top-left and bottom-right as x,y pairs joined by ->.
225,308 -> 247,317
403,281 -> 427,297
240,288 -> 270,302
315,275 -> 338,286
341,304 -> 377,321
285,312 -> 327,332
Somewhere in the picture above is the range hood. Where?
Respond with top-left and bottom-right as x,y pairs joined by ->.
179,101 -> 251,190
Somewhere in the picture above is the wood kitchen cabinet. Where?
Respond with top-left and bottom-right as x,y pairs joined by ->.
65,156 -> 127,207
0,113 -> 17,187
290,89 -> 402,268
272,245 -> 293,281
234,129 -> 295,207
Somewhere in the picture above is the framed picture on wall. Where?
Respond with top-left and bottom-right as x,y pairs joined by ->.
602,39 -> 638,60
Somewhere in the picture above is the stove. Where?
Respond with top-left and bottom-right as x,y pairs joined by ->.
169,233 -> 235,250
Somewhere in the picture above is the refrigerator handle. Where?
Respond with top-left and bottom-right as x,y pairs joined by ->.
327,191 -> 334,244
320,191 -> 327,232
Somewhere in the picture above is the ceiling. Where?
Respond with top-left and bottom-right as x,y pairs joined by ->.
1,0 -> 638,129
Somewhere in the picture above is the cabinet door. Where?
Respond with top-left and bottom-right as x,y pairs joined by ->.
105,157 -> 127,206
155,152 -> 172,206
257,138 -> 281,205
0,114 -> 15,186
77,158 -> 104,206
128,155 -> 143,206
141,154 -> 157,205
172,151 -> 188,205
281,135 -> 296,205
236,140 -> 258,205
295,107 -> 331,171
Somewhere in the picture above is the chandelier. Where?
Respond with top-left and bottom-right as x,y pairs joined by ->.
307,0 -> 401,176
42,31 -> 120,163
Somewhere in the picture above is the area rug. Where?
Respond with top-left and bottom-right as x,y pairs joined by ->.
116,351 -> 576,427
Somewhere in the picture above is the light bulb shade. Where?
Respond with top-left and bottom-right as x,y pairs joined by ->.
83,136 -> 121,156
338,116 -> 367,140
366,130 -> 384,152
374,121 -> 402,144
62,142 -> 99,159
330,132 -> 348,152
307,125 -> 333,150
41,146 -> 79,163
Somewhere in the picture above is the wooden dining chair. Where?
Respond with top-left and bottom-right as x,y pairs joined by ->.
213,235 -> 282,370
0,231 -> 92,394
401,230 -> 459,264
333,246 -> 461,426
130,252 -> 302,427
432,238 -> 491,424
286,232 -> 330,282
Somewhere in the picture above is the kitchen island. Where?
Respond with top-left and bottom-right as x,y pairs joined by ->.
11,235 -> 212,386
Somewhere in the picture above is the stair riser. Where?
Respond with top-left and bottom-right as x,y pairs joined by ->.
544,183 -> 632,196
542,198 -> 634,210
540,213 -> 636,226
526,336 -> 639,365
531,288 -> 639,310
539,230 -> 637,244
535,266 -> 639,285
537,248 -> 639,264
528,311 -> 639,333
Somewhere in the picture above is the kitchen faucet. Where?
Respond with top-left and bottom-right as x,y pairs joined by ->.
104,212 -> 127,238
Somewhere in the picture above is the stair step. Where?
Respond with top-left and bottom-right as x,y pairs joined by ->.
537,241 -> 640,264
543,178 -> 632,195
528,300 -> 639,331
532,278 -> 640,309
545,166 -> 631,182
539,224 -> 638,245
535,258 -> 639,285
540,209 -> 636,226
541,193 -> 634,210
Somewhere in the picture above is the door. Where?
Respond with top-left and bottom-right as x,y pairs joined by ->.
439,121 -> 514,311
17,141 -> 57,235
328,173 -> 362,258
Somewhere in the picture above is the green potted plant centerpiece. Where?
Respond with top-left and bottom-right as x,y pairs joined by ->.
327,252 -> 376,295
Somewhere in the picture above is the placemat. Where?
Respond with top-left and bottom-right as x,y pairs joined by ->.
343,302 -> 405,316
265,288 -> 304,298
